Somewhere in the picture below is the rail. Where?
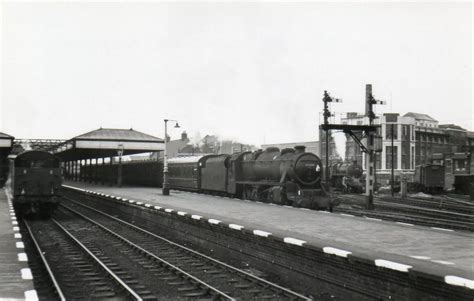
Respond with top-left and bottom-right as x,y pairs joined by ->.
24,220 -> 66,301
62,196 -> 311,300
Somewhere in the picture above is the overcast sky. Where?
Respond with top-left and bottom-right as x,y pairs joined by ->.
1,1 -> 472,146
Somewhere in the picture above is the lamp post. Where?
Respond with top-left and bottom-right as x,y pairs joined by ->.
117,143 -> 124,187
162,119 -> 180,195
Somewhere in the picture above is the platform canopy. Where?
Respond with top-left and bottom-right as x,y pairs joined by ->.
50,128 -> 164,161
0,132 -> 14,158
0,132 -> 14,148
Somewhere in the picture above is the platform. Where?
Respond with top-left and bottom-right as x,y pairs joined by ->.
0,188 -> 37,300
64,181 -> 474,290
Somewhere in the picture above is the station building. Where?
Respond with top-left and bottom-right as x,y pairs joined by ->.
341,112 -> 474,186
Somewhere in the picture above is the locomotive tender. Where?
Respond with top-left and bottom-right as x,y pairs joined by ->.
168,146 -> 336,210
8,150 -> 61,216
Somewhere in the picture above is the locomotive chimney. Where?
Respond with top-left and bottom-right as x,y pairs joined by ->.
294,145 -> 306,153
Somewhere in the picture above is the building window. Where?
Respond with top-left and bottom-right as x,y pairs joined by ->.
386,146 -> 398,169
454,160 -> 466,172
386,124 -> 398,140
411,146 -> 415,169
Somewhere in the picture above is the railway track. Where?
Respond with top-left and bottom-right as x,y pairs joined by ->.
336,193 -> 474,231
24,218 -> 141,300
26,196 -> 312,300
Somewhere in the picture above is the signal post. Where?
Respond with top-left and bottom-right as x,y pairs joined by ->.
319,85 -> 383,210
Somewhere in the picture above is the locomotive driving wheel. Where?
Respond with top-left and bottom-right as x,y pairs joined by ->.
243,185 -> 258,201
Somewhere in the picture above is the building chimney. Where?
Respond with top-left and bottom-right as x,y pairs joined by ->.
181,131 -> 188,141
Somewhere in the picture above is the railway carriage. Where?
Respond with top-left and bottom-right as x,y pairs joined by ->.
167,156 -> 204,191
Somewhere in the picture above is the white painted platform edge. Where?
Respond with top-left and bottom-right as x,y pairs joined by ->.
208,219 -> 221,225
284,237 -> 306,246
16,242 -> 24,249
21,268 -> 33,280
445,275 -> 474,289
177,211 -> 187,216
432,260 -> 454,265
323,247 -> 352,258
18,253 -> 28,262
62,184 -> 85,192
431,227 -> 454,232
374,259 -> 412,272
24,289 -> 39,301
165,208 -> 174,213
364,217 -> 382,221
410,255 -> 431,260
154,206 -> 162,210
396,222 -> 414,226
253,230 -> 271,237
191,215 -> 202,220
229,224 -> 244,230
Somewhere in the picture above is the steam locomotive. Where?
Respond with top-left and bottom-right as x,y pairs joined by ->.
7,150 -> 62,216
330,161 -> 364,193
168,146 -> 336,210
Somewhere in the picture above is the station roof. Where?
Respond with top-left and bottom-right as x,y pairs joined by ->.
403,112 -> 437,122
0,131 -> 14,148
51,128 -> 164,161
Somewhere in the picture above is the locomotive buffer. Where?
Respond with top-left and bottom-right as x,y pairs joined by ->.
320,85 -> 383,209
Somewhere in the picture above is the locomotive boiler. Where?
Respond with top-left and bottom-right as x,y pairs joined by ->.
236,146 -> 329,208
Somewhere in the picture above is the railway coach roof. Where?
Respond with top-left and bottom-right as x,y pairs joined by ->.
50,128 -> 164,161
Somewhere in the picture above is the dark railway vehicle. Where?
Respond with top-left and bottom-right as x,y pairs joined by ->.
167,146 -> 335,210
167,155 -> 229,193
330,161 -> 364,193
413,164 -> 445,193
8,150 -> 61,216
236,146 -> 331,209
454,175 -> 474,195
80,160 -> 163,187
168,156 -> 206,190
